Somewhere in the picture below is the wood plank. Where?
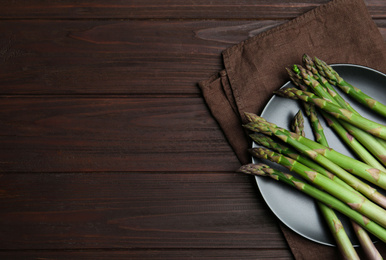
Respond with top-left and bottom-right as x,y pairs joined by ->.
377,19 -> 386,40
0,0 -> 384,19
0,172 -> 286,250
0,20 -> 385,95
0,97 -> 240,173
0,249 -> 294,259
0,20 -> 276,95
0,20 -> 228,95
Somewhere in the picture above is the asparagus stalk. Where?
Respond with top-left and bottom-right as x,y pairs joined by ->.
263,117 -> 386,191
303,102 -> 329,145
297,103 -> 382,260
244,113 -> 386,188
290,61 -> 386,169
237,163 -> 386,244
246,113 -> 386,189
322,112 -> 386,170
250,147 -> 386,229
302,54 -> 358,114
352,222 -> 384,260
240,164 -> 359,260
314,57 -> 386,118
288,111 -> 352,190
243,116 -> 386,208
252,134 -> 382,259
340,121 -> 386,168
296,56 -> 386,157
251,134 -> 354,191
275,87 -> 386,140
291,112 -> 360,259
256,55 -> 383,257
251,134 -> 330,175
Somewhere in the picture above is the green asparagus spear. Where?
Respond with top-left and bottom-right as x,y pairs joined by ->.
250,137 -> 381,258
322,112 -> 386,170
275,87 -> 386,140
243,116 -> 386,208
274,120 -> 386,191
303,102 -> 329,145
237,163 -> 386,244
250,147 -> 386,229
290,61 -> 386,169
298,100 -> 382,260
291,111 -> 359,259
314,57 -> 386,118
250,133 -> 351,190
290,110 -> 305,137
302,54 -> 358,114
352,221 -> 383,260
244,113 -> 386,189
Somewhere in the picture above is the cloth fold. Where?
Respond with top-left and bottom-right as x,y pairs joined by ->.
199,0 -> 386,258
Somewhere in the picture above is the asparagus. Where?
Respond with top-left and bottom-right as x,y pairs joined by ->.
251,134 -> 382,259
340,120 -> 386,168
267,118 -> 386,191
290,61 -> 386,169
303,102 -> 328,145
297,103 -> 382,260
238,164 -> 359,259
314,57 -> 386,118
352,222 -> 384,260
251,134 -> 350,189
287,66 -> 386,170
302,54 -> 358,114
250,147 -> 386,229
244,113 -> 386,188
291,112 -> 360,259
251,134 -> 331,176
237,163 -> 386,244
275,87 -> 386,140
290,110 -> 305,137
290,57 -> 386,168
244,55 -> 385,257
322,112 -> 386,170
243,116 -> 386,208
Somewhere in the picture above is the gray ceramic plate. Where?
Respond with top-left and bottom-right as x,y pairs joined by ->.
253,64 -> 386,246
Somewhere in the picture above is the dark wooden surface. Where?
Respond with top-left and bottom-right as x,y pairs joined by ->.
0,1 -> 385,259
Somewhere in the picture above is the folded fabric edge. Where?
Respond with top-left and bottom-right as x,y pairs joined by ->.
198,74 -> 251,165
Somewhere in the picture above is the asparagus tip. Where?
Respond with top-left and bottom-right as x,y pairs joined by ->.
237,163 -> 267,176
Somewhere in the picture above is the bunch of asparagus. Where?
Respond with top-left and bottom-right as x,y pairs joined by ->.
238,55 -> 386,259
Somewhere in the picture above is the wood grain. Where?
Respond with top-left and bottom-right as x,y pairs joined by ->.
0,20 -> 385,95
0,249 -> 293,260
0,0 -> 385,19
0,97 -> 240,173
1,0 -> 386,258
0,172 -> 286,250
0,20 -> 278,95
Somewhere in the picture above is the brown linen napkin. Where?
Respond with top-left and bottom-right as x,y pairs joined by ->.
199,0 -> 386,259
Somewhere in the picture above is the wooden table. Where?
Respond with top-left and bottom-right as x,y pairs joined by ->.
0,1 -> 385,259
